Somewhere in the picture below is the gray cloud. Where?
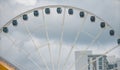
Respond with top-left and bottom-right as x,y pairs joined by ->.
0,0 -> 120,70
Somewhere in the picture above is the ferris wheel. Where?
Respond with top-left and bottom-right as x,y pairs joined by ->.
0,5 -> 120,70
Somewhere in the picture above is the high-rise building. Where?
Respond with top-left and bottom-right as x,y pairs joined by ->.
116,60 -> 120,70
88,55 -> 108,70
107,56 -> 120,70
75,51 -> 92,70
75,51 -> 108,70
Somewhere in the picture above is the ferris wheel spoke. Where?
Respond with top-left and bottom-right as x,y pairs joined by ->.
80,45 -> 120,70
3,33 -> 55,70
24,23 -> 50,70
9,56 -> 29,70
2,34 -> 26,55
68,28 -> 105,70
42,9 -> 54,70
3,33 -> 52,55
58,29 -> 96,69
81,30 -> 94,39
57,8 -> 66,70
62,13 -> 88,70
2,35 -> 36,70
86,28 -> 105,49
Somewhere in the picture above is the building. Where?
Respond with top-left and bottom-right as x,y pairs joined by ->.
75,51 -> 120,70
116,60 -> 120,70
75,51 -> 92,70
75,51 -> 109,70
107,56 -> 120,70
88,55 -> 109,70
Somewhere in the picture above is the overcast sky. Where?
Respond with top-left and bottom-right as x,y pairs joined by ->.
0,0 -> 120,70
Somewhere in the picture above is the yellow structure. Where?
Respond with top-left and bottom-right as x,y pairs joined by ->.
0,59 -> 15,70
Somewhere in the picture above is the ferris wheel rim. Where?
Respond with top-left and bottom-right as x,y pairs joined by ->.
0,5 -> 119,70
0,5 -> 113,33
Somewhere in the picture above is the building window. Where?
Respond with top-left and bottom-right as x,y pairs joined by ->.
99,61 -> 102,65
99,57 -> 102,70
88,65 -> 90,70
99,66 -> 102,69
88,59 -> 90,62
99,57 -> 102,61
108,64 -> 114,69
115,64 -> 117,67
